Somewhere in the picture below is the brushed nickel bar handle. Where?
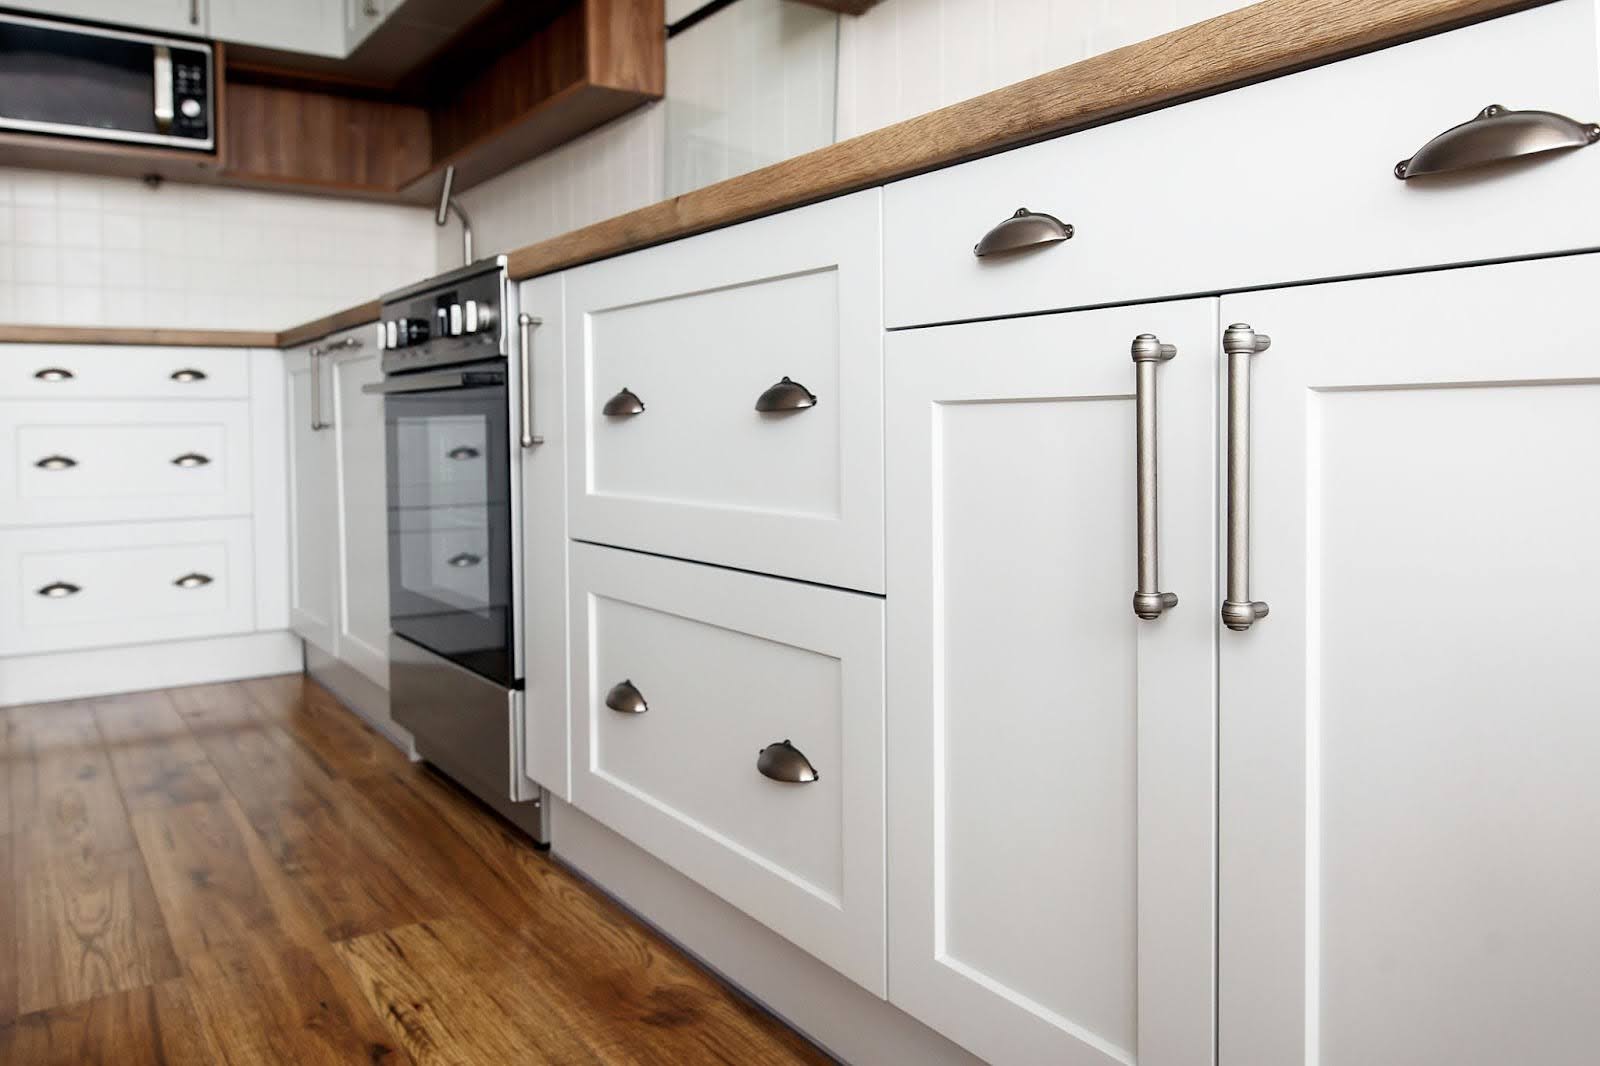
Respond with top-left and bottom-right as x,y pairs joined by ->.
35,455 -> 77,471
1131,334 -> 1178,620
519,313 -> 544,447
34,367 -> 74,382
757,740 -> 819,784
1221,323 -> 1271,632
605,679 -> 648,714
1395,104 -> 1600,179
189,0 -> 199,25
309,347 -> 327,431
37,582 -> 80,598
173,573 -> 213,589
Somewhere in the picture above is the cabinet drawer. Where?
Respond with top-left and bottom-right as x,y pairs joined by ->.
0,347 -> 251,399
566,190 -> 884,593
570,543 -> 886,993
0,518 -> 257,655
0,401 -> 252,526
885,0 -> 1600,327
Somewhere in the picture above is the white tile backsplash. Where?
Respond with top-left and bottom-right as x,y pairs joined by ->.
0,167 -> 436,330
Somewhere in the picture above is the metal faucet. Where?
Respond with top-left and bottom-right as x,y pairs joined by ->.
436,164 -> 474,266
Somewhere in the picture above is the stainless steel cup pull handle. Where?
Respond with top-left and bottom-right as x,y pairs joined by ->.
757,740 -> 819,784
170,367 -> 207,383
35,455 -> 78,471
446,552 -> 482,568
171,453 -> 210,468
755,376 -> 817,413
34,367 -> 75,382
37,582 -> 81,598
1131,334 -> 1179,620
519,313 -> 544,447
973,207 -> 1074,257
1222,323 -> 1271,632
173,573 -> 213,589
447,445 -> 480,460
1396,104 -> 1600,179
605,679 -> 648,714
602,387 -> 645,417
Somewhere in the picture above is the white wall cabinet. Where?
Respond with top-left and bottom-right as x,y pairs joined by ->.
2,0 -> 206,36
207,0 -> 343,56
1216,254 -> 1600,1066
885,299 -> 1219,1065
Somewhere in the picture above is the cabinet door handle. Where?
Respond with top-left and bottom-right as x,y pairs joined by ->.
1396,104 -> 1600,179
1222,323 -> 1271,631
34,455 -> 78,471
519,312 -> 545,447
604,679 -> 648,714
309,347 -> 328,431
188,0 -> 199,25
173,572 -> 213,589
34,367 -> 75,382
602,387 -> 645,417
446,445 -> 480,460
757,740 -> 819,783
170,367 -> 207,383
171,452 -> 211,468
1131,334 -> 1179,619
37,582 -> 81,598
973,207 -> 1074,257
755,376 -> 817,413
446,552 -> 482,568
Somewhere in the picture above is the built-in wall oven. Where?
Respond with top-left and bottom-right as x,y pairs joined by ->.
365,258 -> 545,841
0,13 -> 213,151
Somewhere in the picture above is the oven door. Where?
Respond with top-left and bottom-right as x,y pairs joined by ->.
374,367 -> 517,688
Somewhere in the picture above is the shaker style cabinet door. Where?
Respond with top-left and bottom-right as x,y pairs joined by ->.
285,347 -> 337,655
331,339 -> 389,688
885,298 -> 1219,1065
1217,253 -> 1600,1066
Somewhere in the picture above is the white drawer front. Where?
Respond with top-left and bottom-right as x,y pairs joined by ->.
570,543 -> 886,994
0,401 -> 252,526
885,0 -> 1600,327
567,190 -> 884,593
0,346 -> 251,399
0,518 -> 257,655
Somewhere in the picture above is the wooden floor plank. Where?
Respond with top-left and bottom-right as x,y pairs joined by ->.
8,703 -> 181,1014
0,835 -> 15,1026
0,979 -> 215,1066
166,684 -> 338,821
91,691 -> 224,812
240,674 -> 410,783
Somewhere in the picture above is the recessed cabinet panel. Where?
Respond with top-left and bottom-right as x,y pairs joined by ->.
566,190 -> 884,593
286,346 -> 338,655
0,346 -> 248,399
332,345 -> 390,689
886,298 -> 1218,1064
1219,253 -> 1600,1066
569,543 -> 886,994
0,401 -> 251,526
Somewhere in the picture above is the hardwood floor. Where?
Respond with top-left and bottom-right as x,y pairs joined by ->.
0,676 -> 832,1065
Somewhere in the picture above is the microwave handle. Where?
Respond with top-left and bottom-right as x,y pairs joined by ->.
153,46 -> 174,133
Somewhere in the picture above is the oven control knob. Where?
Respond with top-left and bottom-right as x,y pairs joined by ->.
384,320 -> 399,348
180,98 -> 202,119
448,303 -> 464,337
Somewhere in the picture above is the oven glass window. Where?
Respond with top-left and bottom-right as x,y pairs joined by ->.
385,381 -> 514,686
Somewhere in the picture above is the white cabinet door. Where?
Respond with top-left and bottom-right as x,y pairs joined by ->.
1218,254 -> 1600,1066
285,347 -> 337,655
886,299 -> 1219,1065
3,0 -> 205,36
209,0 -> 343,56
519,274 -> 571,799
331,341 -> 389,688
344,0 -> 390,50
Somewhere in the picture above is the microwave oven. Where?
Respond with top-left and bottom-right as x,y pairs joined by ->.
0,12 -> 213,151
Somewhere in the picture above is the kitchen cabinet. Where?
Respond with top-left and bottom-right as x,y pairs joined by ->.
2,0 -> 205,36
885,299 -> 1219,1065
209,0 -> 344,56
344,0 -> 392,50
284,343 -> 338,655
1217,254 -> 1600,1066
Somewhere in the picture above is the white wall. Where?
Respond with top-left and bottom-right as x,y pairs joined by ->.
442,0 -> 1253,272
0,168 -> 435,331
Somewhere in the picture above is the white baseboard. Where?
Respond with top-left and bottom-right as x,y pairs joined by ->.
549,798 -> 982,1066
304,642 -> 414,758
0,630 -> 304,707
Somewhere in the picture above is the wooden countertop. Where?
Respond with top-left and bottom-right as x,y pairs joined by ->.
0,0 -> 1535,351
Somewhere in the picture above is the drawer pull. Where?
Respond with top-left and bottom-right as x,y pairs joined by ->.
604,679 -> 649,714
37,582 -> 81,598
34,367 -> 75,382
447,552 -> 482,568
1395,104 -> 1600,180
35,455 -> 78,471
755,376 -> 817,413
973,207 -> 1074,257
173,572 -> 213,589
757,739 -> 819,784
603,387 -> 645,417
171,452 -> 211,468
447,445 -> 481,460
170,367 -> 208,383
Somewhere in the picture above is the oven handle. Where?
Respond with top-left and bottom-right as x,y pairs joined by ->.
361,370 -> 505,395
